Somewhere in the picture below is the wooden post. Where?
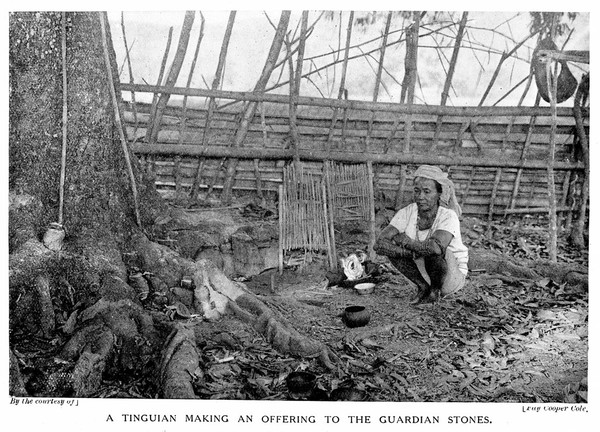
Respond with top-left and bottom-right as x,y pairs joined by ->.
433,12 -> 468,144
502,73 -> 534,148
546,60 -> 558,262
178,12 -> 205,146
145,26 -> 173,144
221,11 -> 291,203
278,185 -> 284,274
365,12 -> 392,156
570,73 -> 589,247
175,12 -> 205,200
322,182 -> 335,269
462,166 -> 475,206
326,11 -> 354,150
366,161 -> 377,261
147,11 -> 195,145
120,13 -> 139,140
373,12 -> 392,103
286,11 -> 308,176
400,12 -> 421,104
395,12 -> 421,210
190,11 -> 236,201
323,161 -> 337,270
99,12 -> 141,227
254,159 -> 263,200
486,169 -> 502,234
507,94 -> 541,213
58,12 -> 68,226
558,170 -> 572,232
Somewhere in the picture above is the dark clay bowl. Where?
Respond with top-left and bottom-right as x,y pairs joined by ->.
342,305 -> 370,328
286,371 -> 317,394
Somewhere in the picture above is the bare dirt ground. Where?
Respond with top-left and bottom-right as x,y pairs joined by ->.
174,206 -> 588,402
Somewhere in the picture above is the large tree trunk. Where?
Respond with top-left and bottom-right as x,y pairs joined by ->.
9,11 -> 334,399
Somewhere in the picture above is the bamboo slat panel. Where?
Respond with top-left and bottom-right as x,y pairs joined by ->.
325,161 -> 373,224
280,164 -> 331,253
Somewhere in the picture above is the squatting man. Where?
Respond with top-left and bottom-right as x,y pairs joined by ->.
374,165 -> 468,304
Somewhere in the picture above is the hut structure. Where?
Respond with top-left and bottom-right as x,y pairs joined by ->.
114,11 -> 589,262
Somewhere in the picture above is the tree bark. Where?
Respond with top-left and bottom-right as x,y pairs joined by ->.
9,11 -> 333,399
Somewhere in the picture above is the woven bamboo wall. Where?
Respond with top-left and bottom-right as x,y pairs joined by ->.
122,91 -> 588,217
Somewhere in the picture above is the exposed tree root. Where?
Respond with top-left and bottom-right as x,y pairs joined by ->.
159,324 -> 199,399
10,230 -> 339,398
468,248 -> 587,289
9,350 -> 28,397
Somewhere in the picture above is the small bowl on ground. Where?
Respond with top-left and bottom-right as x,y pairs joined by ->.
286,371 -> 317,396
342,305 -> 370,328
354,282 -> 375,295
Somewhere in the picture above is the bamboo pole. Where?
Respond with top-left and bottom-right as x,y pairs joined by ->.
564,172 -> 578,232
323,162 -> 337,269
478,30 -> 538,225
133,143 -> 582,171
286,12 -> 308,175
570,73 -> 589,247
558,170 -> 572,232
494,206 -> 570,215
58,12 -> 68,226
366,161 -> 377,261
120,12 -> 139,141
502,73 -> 534,147
373,12 -> 392,103
190,11 -> 236,200
400,12 -> 420,104
326,11 -> 354,149
478,31 -> 538,106
278,185 -> 284,274
147,11 -> 195,145
507,94 -> 541,212
395,12 -> 421,209
145,27 -> 173,144
434,12 -> 468,145
122,82 -> 582,118
486,169 -> 502,234
322,182 -> 335,269
221,11 -> 291,203
173,13 -> 204,200
546,60 -> 558,262
364,15 -> 392,153
253,159 -> 263,200
178,12 -> 205,146
99,13 -> 141,227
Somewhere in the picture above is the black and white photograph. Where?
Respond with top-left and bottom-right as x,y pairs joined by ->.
5,2 -> 594,431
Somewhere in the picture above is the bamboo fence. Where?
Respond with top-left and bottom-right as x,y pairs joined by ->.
116,11 -> 588,228
121,87 -> 586,218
